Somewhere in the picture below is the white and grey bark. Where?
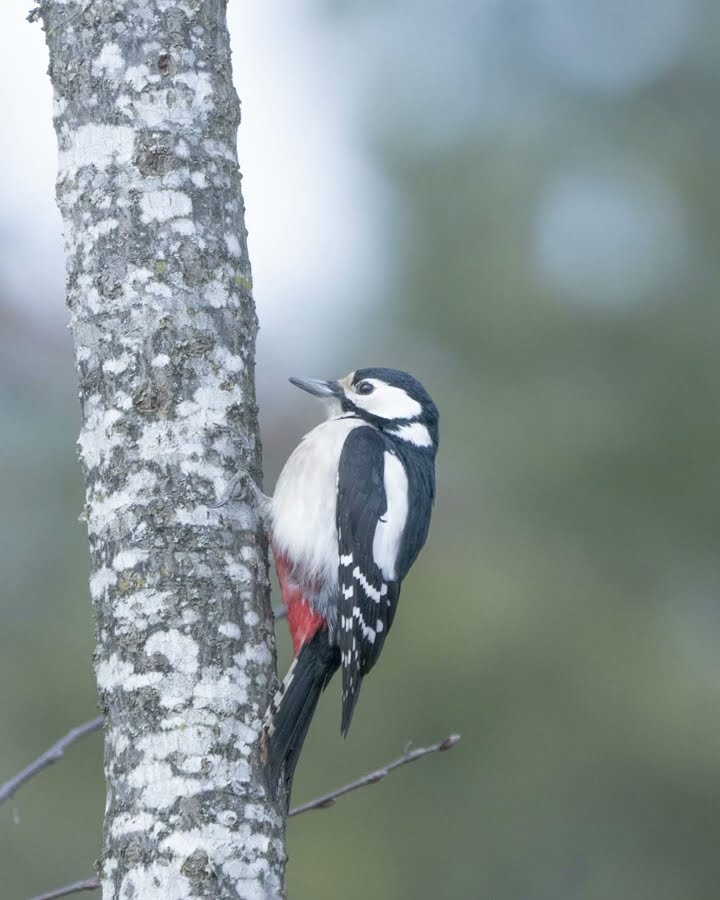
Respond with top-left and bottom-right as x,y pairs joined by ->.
38,1 -> 286,897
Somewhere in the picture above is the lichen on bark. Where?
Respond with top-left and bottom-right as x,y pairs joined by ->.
39,0 -> 286,896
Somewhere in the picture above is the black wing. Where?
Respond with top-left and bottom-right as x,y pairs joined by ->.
336,426 -> 402,735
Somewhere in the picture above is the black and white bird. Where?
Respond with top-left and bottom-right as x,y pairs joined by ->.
262,367 -> 439,795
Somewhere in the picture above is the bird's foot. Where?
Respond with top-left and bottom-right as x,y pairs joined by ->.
209,470 -> 271,514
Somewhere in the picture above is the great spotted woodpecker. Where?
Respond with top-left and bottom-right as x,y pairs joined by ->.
262,367 -> 439,795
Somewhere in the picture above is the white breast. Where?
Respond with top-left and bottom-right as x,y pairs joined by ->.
270,417 -> 363,585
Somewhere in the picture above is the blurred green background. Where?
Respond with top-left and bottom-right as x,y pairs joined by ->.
2,1 -> 720,898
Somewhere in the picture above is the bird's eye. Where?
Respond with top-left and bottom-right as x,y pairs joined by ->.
356,381 -> 374,395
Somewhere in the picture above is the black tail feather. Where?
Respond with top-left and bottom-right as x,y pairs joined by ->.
265,628 -> 340,798
341,672 -> 364,738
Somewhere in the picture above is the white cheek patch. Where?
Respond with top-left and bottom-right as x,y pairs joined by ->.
352,380 -> 422,420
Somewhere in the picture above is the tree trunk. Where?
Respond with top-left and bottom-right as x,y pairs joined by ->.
39,1 -> 286,896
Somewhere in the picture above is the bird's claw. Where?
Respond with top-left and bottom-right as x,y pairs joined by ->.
209,471 -> 248,509
209,471 -> 271,514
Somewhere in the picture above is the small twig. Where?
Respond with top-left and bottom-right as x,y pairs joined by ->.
28,878 -> 100,900
0,716 -> 104,807
273,604 -> 287,621
289,732 -> 461,817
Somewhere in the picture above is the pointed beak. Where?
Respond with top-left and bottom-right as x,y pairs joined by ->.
289,376 -> 343,398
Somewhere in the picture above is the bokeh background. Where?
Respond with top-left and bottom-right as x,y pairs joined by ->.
2,1 -> 720,898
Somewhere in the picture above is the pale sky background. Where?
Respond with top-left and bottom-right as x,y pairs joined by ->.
0,4 -> 388,383
0,0 -> 703,370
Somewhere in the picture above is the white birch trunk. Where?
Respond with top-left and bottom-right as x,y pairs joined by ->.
38,1 -> 286,896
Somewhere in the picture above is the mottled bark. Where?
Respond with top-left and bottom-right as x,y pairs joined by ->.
39,1 -> 286,896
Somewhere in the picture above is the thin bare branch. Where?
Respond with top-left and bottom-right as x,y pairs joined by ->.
28,877 -> 100,900
2,605 -> 284,809
0,716 -> 103,807
28,733 -> 459,897
289,732 -> 461,817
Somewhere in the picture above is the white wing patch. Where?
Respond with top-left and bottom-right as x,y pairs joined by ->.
372,451 -> 409,580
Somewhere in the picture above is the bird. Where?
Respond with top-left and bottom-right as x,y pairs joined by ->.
261,367 -> 439,797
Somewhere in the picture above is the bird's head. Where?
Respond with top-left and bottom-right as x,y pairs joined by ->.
289,367 -> 439,450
